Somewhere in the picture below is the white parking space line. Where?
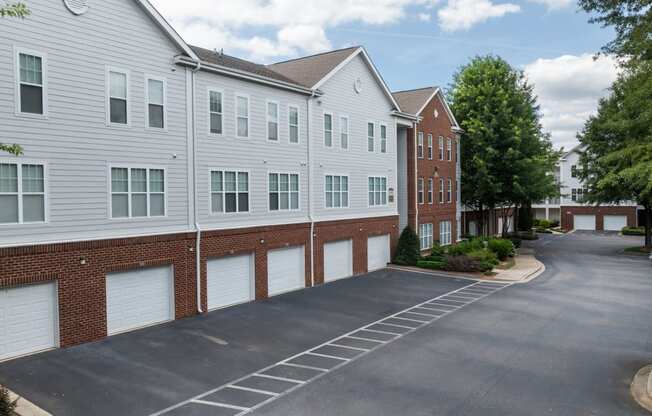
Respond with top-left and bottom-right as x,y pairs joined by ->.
150,278 -> 512,416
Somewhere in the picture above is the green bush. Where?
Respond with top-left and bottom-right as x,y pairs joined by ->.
393,226 -> 420,266
447,239 -> 485,256
622,227 -> 646,236
468,249 -> 499,266
416,260 -> 447,270
487,239 -> 515,260
0,385 -> 18,416
442,255 -> 481,272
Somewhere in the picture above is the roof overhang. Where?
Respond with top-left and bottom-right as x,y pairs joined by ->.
392,110 -> 420,126
135,0 -> 199,61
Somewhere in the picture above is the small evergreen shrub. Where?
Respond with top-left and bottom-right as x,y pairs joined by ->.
622,227 -> 646,236
0,385 -> 18,416
416,260 -> 447,270
509,237 -> 522,249
393,226 -> 420,266
487,239 -> 515,260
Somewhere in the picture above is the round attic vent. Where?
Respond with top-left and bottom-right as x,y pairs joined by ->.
63,0 -> 89,15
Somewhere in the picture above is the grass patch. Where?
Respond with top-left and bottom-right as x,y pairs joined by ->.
624,246 -> 652,255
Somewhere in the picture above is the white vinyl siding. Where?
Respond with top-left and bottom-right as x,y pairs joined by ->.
236,94 -> 249,138
269,173 -> 299,211
368,176 -> 387,206
427,134 -> 433,160
110,167 -> 165,218
107,68 -> 129,125
209,89 -> 223,135
340,116 -> 349,149
380,124 -> 387,153
439,220 -> 452,245
324,112 -> 333,147
16,48 -> 46,116
420,223 -> 433,250
417,132 -> 424,159
146,77 -> 166,129
267,101 -> 279,141
325,175 -> 349,208
367,122 -> 374,152
417,177 -> 424,204
0,162 -> 46,224
210,170 -> 249,213
289,105 -> 299,143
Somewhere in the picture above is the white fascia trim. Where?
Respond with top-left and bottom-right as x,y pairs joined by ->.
415,88 -> 461,131
135,0 -> 199,61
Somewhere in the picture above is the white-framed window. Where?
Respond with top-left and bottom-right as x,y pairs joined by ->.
439,178 -> 444,204
417,132 -> 424,159
235,94 -> 249,138
439,136 -> 444,160
324,112 -> 333,147
419,223 -> 433,250
428,178 -> 433,204
427,134 -> 433,160
340,116 -> 349,149
417,178 -> 424,204
368,176 -> 387,206
289,105 -> 299,144
367,122 -> 375,152
146,77 -> 166,129
571,165 -> 578,178
269,173 -> 299,211
447,138 -> 452,161
267,101 -> 279,141
110,167 -> 165,218
380,124 -> 387,153
209,89 -> 223,135
107,67 -> 129,125
447,178 -> 452,203
0,162 -> 46,224
16,48 -> 46,116
325,175 -> 349,208
211,170 -> 249,213
571,188 -> 587,202
439,220 -> 452,246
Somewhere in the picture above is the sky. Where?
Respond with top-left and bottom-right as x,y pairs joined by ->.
149,0 -> 621,151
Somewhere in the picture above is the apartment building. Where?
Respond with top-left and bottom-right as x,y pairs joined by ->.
0,0 -> 420,361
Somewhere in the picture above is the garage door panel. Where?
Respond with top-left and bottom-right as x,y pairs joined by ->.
604,215 -> 627,231
574,215 -> 596,231
368,235 -> 390,272
324,239 -> 353,282
268,246 -> 305,296
207,254 -> 254,310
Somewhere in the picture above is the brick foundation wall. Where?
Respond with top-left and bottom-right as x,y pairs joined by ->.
561,206 -> 637,231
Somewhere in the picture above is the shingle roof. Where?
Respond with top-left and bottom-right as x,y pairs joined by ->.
392,87 -> 438,116
268,46 -> 361,88
190,46 -> 302,87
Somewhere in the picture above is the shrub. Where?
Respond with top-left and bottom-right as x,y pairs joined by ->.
442,255 -> 481,272
447,239 -> 485,256
487,239 -> 515,260
509,236 -> 522,249
416,260 -> 447,270
551,220 -> 560,228
0,385 -> 18,416
622,227 -> 646,236
468,249 -> 499,265
393,226 -> 420,266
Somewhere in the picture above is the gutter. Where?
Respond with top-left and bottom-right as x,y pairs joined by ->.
307,92 -> 317,287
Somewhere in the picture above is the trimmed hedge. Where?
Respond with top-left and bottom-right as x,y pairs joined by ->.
416,260 -> 447,270
622,227 -> 646,236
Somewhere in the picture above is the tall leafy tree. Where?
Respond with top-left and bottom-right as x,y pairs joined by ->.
577,63 -> 652,249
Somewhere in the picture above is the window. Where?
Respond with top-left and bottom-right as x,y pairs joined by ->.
108,69 -> 128,125
439,136 -> 444,160
439,178 -> 444,203
427,134 -> 433,160
325,175 -> 348,208
269,173 -> 299,211
211,170 -> 249,213
417,132 -> 424,159
428,178 -> 433,204
209,90 -> 223,135
267,101 -> 279,141
417,178 -> 424,204
0,162 -> 45,224
419,223 -> 433,250
368,176 -> 387,206
146,78 -> 165,129
289,106 -> 299,143
367,122 -> 375,152
236,95 -> 249,137
447,138 -> 453,161
17,50 -> 45,115
340,116 -> 349,149
439,221 -> 452,246
380,124 -> 387,153
571,165 -> 578,178
111,167 -> 165,218
447,178 -> 452,202
571,188 -> 587,203
324,113 -> 333,147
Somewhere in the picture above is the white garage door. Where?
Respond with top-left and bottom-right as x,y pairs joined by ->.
574,215 -> 596,230
0,282 -> 58,361
604,215 -> 627,231
268,246 -> 305,296
368,234 -> 390,272
106,266 -> 174,335
324,239 -> 353,283
207,254 -> 254,310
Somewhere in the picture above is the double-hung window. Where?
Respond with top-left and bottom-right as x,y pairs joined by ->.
111,167 -> 165,218
0,162 -> 45,224
380,124 -> 387,153
269,173 -> 299,211
428,178 -> 434,204
439,136 -> 444,160
17,50 -> 45,115
146,77 -> 165,129
340,116 -> 349,149
324,113 -> 333,147
289,106 -> 299,143
267,101 -> 279,141
571,165 -> 578,178
211,170 -> 249,213
447,138 -> 453,161
108,69 -> 128,125
427,134 -> 433,160
417,178 -> 424,204
209,90 -> 223,135
439,221 -> 452,246
368,177 -> 387,206
447,178 -> 452,202
367,122 -> 375,152
325,175 -> 349,208
417,132 -> 424,159
236,95 -> 249,138
571,188 -> 587,203
419,223 -> 433,250
439,178 -> 445,203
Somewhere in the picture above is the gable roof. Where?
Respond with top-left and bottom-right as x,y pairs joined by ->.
134,0 -> 198,61
392,86 -> 461,131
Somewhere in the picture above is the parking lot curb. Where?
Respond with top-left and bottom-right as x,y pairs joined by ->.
7,388 -> 52,416
631,365 -> 652,413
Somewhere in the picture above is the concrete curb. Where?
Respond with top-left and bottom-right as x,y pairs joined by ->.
8,389 -> 52,416
508,260 -> 546,284
631,365 -> 652,413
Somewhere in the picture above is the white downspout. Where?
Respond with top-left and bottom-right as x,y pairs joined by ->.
413,122 -> 419,231
191,60 -> 203,314
307,93 -> 316,287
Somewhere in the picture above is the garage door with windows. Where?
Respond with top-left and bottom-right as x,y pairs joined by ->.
324,239 -> 353,283
106,266 -> 174,336
0,282 -> 58,361
207,254 -> 254,310
574,215 -> 596,231
604,215 -> 627,231
267,246 -> 305,296
367,234 -> 390,272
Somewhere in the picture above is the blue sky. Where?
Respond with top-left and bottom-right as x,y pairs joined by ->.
150,0 -> 620,150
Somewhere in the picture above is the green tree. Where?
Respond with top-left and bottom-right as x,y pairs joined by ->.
577,63 -> 652,249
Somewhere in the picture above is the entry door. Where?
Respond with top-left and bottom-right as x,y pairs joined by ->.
267,246 -> 305,296
367,234 -> 390,271
324,239 -> 353,282
207,254 -> 254,310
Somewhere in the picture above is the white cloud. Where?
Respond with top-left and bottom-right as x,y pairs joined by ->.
528,0 -> 574,10
524,54 -> 620,150
437,0 -> 520,32
418,12 -> 432,21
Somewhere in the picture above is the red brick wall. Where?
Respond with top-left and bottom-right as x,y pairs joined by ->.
561,206 -> 637,231
406,127 -> 417,231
